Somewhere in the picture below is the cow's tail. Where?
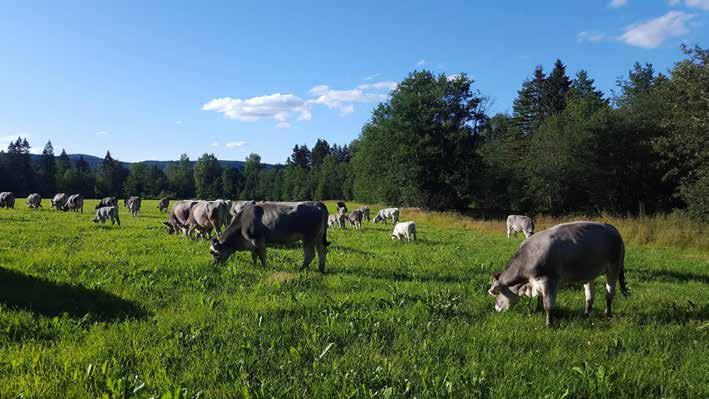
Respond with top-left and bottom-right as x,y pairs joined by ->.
317,201 -> 331,247
618,244 -> 630,297
323,227 -> 330,247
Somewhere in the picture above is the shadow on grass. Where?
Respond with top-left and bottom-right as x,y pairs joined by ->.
0,267 -> 148,322
335,265 -> 473,285
628,268 -> 709,284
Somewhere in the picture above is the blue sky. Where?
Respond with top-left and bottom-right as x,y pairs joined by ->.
1,1 -> 706,164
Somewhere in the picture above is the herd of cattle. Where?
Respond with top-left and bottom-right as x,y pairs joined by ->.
0,192 -> 631,326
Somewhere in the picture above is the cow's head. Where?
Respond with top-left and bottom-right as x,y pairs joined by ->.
209,236 -> 244,265
373,214 -> 384,224
162,221 -> 181,235
488,272 -> 520,312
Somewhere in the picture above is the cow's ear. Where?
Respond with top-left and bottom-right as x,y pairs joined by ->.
492,272 -> 502,281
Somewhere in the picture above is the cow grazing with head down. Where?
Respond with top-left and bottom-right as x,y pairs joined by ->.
27,193 -> 42,209
488,221 -> 629,327
157,198 -> 170,213
51,193 -> 68,210
125,197 -> 141,216
373,207 -> 399,225
355,206 -> 370,222
210,201 -> 329,273
391,221 -> 417,243
96,197 -> 118,209
93,206 -> 120,226
184,200 -> 230,238
65,194 -> 84,213
347,209 -> 363,229
507,215 -> 534,239
162,200 -> 198,235
0,192 -> 15,209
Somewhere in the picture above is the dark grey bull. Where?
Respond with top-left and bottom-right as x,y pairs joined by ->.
162,200 -> 198,234
157,198 -> 169,213
96,197 -> 118,209
488,221 -> 629,327
210,201 -> 329,272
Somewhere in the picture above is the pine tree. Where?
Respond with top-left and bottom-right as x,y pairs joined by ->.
38,141 -> 56,196
544,59 -> 572,115
513,66 -> 547,135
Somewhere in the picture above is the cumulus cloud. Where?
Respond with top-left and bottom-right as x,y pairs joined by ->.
610,0 -> 627,7
357,81 -> 398,91
669,0 -> 709,10
620,11 -> 696,48
307,85 -> 388,114
363,73 -> 382,81
577,31 -> 607,43
202,93 -> 312,126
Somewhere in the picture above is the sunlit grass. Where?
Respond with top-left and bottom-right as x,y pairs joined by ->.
0,200 -> 706,398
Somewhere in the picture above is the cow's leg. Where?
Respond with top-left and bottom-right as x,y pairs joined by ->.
584,281 -> 595,317
251,251 -> 259,266
254,242 -> 268,268
507,226 -> 511,238
316,239 -> 327,273
541,279 -> 558,327
300,242 -> 315,271
604,273 -> 617,318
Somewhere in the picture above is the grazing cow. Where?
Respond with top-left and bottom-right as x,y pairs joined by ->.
125,197 -> 141,216
355,206 -> 370,222
327,207 -> 346,229
336,201 -> 348,215
27,193 -> 42,209
347,209 -> 363,229
93,206 -> 120,226
373,207 -> 399,225
488,221 -> 629,327
230,200 -> 256,220
96,197 -> 118,209
65,194 -> 84,213
162,200 -> 198,234
51,193 -> 68,210
210,201 -> 329,273
391,221 -> 417,242
184,200 -> 230,238
507,215 -> 535,239
0,192 -> 15,209
157,198 -> 169,213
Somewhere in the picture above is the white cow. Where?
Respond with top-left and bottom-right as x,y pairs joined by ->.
373,207 -> 399,225
391,221 -> 416,243
506,215 -> 534,239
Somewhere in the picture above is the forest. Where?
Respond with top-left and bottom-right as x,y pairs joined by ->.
1,45 -> 706,220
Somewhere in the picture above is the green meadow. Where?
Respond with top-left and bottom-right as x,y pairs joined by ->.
0,199 -> 707,398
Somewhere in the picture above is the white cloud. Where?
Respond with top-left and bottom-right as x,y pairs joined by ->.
363,73 -> 382,81
225,141 -> 246,149
610,0 -> 627,7
308,85 -> 388,114
95,131 -> 109,136
577,31 -> 607,43
357,81 -> 398,91
416,59 -> 428,67
276,122 -> 292,129
620,11 -> 696,48
202,93 -> 312,127
684,0 -> 709,10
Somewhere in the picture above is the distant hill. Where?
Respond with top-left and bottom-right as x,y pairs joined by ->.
30,153 -> 275,170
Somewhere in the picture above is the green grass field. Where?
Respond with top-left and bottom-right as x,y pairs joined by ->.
0,200 -> 707,398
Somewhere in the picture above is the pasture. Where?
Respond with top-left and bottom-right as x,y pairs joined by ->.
0,200 -> 707,398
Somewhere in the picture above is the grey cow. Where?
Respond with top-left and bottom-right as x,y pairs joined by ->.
125,197 -> 141,216
27,193 -> 42,209
373,207 -> 399,225
354,206 -> 370,222
184,200 -> 230,238
51,193 -> 68,210
347,209 -> 363,229
162,200 -> 198,234
506,215 -> 534,239
488,221 -> 629,327
93,206 -> 121,226
157,198 -> 170,213
0,192 -> 15,209
65,194 -> 84,213
96,197 -> 118,209
210,201 -> 329,272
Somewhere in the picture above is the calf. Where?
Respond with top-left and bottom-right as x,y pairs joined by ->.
93,206 -> 121,226
27,193 -> 42,209
210,201 -> 329,272
391,221 -> 417,242
347,209 -> 363,229
488,221 -> 629,327
506,215 -> 534,239
373,207 -> 399,225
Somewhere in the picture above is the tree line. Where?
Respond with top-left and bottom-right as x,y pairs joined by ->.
0,45 -> 706,220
